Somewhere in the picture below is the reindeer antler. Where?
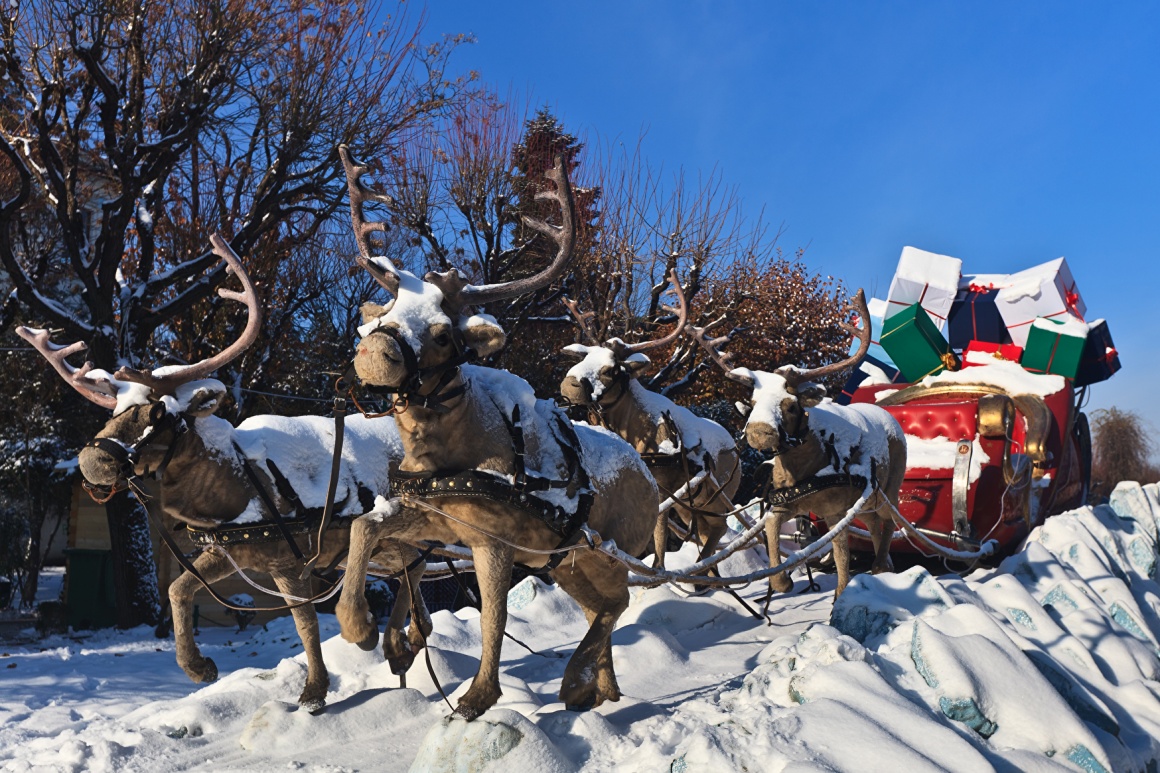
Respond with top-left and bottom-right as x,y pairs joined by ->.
685,317 -> 755,388
562,296 -> 599,345
782,289 -> 872,388
339,144 -> 400,296
17,327 -> 120,410
113,234 -> 262,395
615,269 -> 689,356
427,155 -> 576,313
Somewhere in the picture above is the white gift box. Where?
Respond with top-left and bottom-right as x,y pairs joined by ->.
850,297 -> 894,364
884,246 -> 963,332
995,257 -> 1085,347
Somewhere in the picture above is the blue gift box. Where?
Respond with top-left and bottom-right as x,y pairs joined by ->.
1074,319 -> 1120,387
848,301 -> 898,369
947,287 -> 1010,350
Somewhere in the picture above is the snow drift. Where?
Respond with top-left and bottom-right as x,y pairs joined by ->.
2,482 -> 1159,772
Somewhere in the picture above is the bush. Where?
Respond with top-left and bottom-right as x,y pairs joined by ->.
1089,407 -> 1160,501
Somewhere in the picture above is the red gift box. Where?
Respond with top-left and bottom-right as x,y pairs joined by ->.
963,340 -> 1023,366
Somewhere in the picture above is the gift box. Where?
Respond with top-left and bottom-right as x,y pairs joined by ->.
834,354 -> 903,406
849,297 -> 898,367
880,303 -> 960,383
962,340 -> 1023,367
884,246 -> 962,332
947,285 -> 1011,349
996,257 -> 1086,347
1021,316 -> 1089,379
1074,319 -> 1120,387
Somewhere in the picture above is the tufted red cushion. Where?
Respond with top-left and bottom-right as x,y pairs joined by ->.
886,400 -> 978,442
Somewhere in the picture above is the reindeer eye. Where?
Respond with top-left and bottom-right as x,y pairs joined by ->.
149,402 -> 167,424
434,333 -> 451,347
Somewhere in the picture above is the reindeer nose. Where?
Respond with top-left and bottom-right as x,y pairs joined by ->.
561,375 -> 592,404
746,422 -> 779,452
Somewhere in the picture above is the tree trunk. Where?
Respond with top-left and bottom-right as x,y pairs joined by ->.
105,493 -> 161,628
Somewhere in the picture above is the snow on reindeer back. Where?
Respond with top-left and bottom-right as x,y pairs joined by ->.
626,379 -> 735,458
463,364 -> 648,507
233,413 -> 402,517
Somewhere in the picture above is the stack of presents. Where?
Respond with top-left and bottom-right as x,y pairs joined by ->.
837,246 -> 1120,404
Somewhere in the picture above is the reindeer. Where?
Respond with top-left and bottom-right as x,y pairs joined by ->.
19,235 -> 427,713
333,148 -> 659,720
558,274 -> 741,568
689,290 -> 906,598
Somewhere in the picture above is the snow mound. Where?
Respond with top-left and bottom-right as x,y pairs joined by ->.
409,710 -> 575,773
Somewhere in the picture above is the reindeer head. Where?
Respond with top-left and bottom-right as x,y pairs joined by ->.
341,146 -> 576,395
689,290 -> 871,454
558,270 -> 688,408
19,235 -> 260,495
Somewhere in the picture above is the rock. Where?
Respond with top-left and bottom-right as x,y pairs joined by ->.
408,709 -> 575,773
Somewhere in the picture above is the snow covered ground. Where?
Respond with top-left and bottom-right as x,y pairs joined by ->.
3,482 -> 1160,772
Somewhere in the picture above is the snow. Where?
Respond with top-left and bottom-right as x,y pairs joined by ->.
921,351 -> 1067,397
355,261 -> 450,350
905,435 -> 990,482
626,380 -> 735,460
4,483 -> 1160,771
234,413 -> 402,516
562,344 -> 618,399
1033,315 -> 1091,338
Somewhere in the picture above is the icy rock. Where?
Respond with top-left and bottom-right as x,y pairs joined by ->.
507,577 -> 537,612
830,565 -> 955,644
1110,481 -> 1160,546
909,616 -> 1114,772
408,709 -> 575,773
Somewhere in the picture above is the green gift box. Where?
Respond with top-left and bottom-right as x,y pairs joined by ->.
880,303 -> 959,383
1020,316 -> 1089,379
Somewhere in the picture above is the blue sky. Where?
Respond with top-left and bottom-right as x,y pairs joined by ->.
419,1 -> 1159,436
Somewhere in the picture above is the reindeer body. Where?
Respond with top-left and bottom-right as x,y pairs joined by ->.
757,395 -> 907,596
78,397 -> 420,712
338,362 -> 659,719
689,289 -> 906,599
559,271 -> 741,567
563,363 -> 740,566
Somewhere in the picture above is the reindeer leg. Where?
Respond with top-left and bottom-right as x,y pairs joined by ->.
868,503 -> 896,575
380,546 -> 430,676
831,520 -> 852,598
454,541 -> 513,720
652,507 -> 669,569
169,550 -> 233,684
336,514 -> 393,651
269,570 -> 329,713
553,551 -> 629,710
766,508 -> 794,594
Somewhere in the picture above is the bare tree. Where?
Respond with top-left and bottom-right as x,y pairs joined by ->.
0,0 -> 468,625
1090,407 -> 1160,501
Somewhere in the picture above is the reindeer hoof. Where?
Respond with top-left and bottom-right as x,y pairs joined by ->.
453,702 -> 486,722
299,696 -> 326,714
355,628 -> 379,652
185,657 -> 218,684
387,652 -> 416,675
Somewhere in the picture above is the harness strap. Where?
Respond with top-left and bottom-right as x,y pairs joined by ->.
233,442 -> 305,561
301,396 -> 348,579
764,473 -> 869,508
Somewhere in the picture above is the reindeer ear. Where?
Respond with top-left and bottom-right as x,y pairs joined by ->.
623,353 -> 651,379
460,314 -> 506,357
797,382 -> 827,408
182,382 -> 228,417
360,302 -> 388,325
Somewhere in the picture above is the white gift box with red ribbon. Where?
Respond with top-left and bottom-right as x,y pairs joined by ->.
884,246 -> 963,332
995,257 -> 1086,347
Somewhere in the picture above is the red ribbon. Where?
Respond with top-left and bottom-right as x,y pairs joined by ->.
968,282 -> 994,294
1064,284 -> 1085,322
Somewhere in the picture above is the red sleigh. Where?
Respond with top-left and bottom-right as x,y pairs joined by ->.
833,366 -> 1090,560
